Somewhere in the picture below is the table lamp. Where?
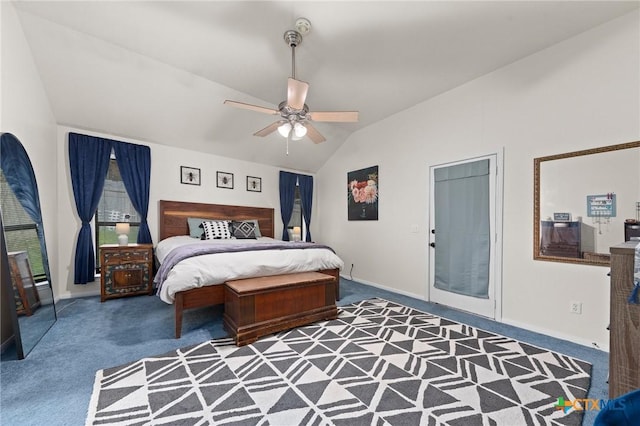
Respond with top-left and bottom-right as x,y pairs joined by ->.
115,223 -> 130,246
292,226 -> 301,242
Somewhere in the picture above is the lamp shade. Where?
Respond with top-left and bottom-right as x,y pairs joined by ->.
115,223 -> 130,246
293,123 -> 307,138
292,226 -> 301,241
115,223 -> 130,235
277,122 -> 292,137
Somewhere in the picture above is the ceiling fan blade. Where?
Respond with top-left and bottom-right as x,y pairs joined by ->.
287,78 -> 309,110
224,100 -> 278,115
308,111 -> 359,122
253,121 -> 283,137
305,123 -> 326,144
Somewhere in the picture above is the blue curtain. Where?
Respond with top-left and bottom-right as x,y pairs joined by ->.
298,174 -> 313,242
113,143 -> 152,244
69,133 -> 113,284
0,133 -> 51,282
279,171 -> 298,241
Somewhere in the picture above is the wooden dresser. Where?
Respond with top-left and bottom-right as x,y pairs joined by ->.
608,241 -> 640,398
100,244 -> 154,302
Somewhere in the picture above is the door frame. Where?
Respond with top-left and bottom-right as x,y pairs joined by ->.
427,151 -> 504,321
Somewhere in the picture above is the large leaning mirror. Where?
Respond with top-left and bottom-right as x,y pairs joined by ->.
0,132 -> 57,359
534,141 -> 640,266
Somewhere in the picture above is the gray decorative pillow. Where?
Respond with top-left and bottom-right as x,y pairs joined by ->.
231,220 -> 257,239
201,220 -> 232,240
187,217 -> 212,238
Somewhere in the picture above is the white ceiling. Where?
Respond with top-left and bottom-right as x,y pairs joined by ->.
11,1 -> 639,172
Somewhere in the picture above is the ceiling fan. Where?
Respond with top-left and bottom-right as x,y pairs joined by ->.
224,18 -> 358,147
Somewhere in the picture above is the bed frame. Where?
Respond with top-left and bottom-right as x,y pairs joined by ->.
158,200 -> 340,338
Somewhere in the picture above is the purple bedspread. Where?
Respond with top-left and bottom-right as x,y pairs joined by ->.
154,240 -> 335,292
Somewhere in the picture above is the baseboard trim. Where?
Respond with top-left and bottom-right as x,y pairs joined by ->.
340,274 -> 425,301
57,289 -> 100,300
502,317 -> 609,352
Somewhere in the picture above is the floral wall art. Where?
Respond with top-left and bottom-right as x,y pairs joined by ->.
348,165 -> 378,220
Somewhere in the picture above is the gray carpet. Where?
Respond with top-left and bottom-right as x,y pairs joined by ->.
86,298 -> 591,425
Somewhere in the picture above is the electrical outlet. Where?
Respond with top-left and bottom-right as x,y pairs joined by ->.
569,301 -> 582,314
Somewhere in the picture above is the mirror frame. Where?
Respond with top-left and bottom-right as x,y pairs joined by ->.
534,140 -> 640,266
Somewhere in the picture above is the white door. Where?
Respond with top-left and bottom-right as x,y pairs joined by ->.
428,154 -> 502,319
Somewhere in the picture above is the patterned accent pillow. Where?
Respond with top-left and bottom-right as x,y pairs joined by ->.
230,220 -> 257,239
201,220 -> 232,240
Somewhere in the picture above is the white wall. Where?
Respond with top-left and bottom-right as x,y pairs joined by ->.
55,126 -> 317,300
1,3 -> 58,289
317,10 -> 640,349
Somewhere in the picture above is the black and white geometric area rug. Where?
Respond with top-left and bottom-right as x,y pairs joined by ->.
86,298 -> 591,426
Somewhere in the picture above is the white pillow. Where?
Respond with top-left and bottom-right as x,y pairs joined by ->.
201,220 -> 232,240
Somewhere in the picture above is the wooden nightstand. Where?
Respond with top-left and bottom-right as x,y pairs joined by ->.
100,244 -> 154,302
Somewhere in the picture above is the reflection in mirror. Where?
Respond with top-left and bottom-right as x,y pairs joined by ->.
534,141 -> 640,266
0,133 -> 57,359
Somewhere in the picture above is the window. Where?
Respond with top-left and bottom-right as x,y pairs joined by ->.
94,156 -> 140,269
0,172 -> 46,281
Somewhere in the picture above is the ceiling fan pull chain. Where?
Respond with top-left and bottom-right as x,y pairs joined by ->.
286,133 -> 290,155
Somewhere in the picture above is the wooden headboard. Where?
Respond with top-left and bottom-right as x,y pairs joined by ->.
159,200 -> 275,240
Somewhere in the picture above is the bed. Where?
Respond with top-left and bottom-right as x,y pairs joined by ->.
156,200 -> 343,337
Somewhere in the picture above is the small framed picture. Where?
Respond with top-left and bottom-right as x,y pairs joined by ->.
216,171 -> 234,189
180,166 -> 201,185
247,176 -> 262,192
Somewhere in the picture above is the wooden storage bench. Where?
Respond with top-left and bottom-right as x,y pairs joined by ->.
223,271 -> 338,346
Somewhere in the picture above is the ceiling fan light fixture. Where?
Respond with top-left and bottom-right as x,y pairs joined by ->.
224,17 -> 358,148
277,122 -> 292,137
293,122 -> 307,138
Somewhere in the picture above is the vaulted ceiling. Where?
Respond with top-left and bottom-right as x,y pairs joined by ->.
11,1 -> 639,172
